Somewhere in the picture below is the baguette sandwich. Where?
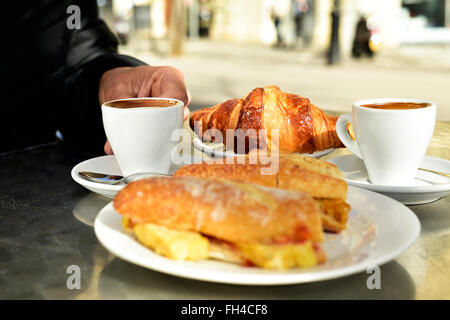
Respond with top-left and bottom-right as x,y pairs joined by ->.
174,154 -> 350,232
114,176 -> 326,269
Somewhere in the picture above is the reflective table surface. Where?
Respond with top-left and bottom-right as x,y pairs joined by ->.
1,120 -> 449,299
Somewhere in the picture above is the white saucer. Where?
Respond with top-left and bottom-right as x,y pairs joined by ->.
71,154 -> 204,199
328,154 -> 450,205
193,136 -> 334,158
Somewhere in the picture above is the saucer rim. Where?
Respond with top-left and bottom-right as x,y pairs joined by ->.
328,154 -> 450,194
71,154 -> 205,192
193,136 -> 335,158
71,155 -> 123,192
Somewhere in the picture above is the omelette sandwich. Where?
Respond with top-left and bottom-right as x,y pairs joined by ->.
114,176 -> 326,270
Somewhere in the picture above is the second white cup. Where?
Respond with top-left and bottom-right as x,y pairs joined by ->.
336,98 -> 436,186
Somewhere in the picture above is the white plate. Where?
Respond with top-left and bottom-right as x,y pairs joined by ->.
71,154 -> 204,199
193,136 -> 334,158
328,154 -> 450,205
94,186 -> 420,286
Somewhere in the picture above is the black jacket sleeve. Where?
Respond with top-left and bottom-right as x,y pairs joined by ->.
1,1 -> 148,152
58,1 -> 148,149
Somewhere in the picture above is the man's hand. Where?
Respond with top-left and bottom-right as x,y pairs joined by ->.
99,65 -> 191,154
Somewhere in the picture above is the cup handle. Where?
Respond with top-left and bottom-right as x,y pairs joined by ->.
336,113 -> 363,159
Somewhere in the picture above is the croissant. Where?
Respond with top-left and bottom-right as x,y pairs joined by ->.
190,85 -> 344,154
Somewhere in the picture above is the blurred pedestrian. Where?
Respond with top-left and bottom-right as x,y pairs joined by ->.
292,0 -> 309,46
199,0 -> 213,37
269,0 -> 290,47
352,16 -> 373,58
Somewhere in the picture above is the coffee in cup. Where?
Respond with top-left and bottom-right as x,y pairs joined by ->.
360,102 -> 430,110
104,99 -> 178,109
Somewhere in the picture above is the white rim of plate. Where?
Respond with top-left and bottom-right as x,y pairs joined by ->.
94,186 -> 421,286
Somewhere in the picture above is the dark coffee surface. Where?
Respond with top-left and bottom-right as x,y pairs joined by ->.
105,99 -> 178,108
361,102 -> 430,110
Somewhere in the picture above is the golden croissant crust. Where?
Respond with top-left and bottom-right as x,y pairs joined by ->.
190,85 -> 344,154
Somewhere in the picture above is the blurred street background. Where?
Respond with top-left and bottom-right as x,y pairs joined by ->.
98,0 -> 450,120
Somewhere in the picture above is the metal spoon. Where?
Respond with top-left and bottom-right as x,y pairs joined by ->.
419,168 -> 450,178
78,171 -> 171,185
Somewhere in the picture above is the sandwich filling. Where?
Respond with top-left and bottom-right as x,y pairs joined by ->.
123,217 -> 325,270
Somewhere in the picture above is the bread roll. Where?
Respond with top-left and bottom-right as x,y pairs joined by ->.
114,176 -> 324,244
174,154 -> 350,232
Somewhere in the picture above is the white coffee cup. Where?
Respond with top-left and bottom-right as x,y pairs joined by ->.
102,97 -> 184,177
336,98 -> 436,186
